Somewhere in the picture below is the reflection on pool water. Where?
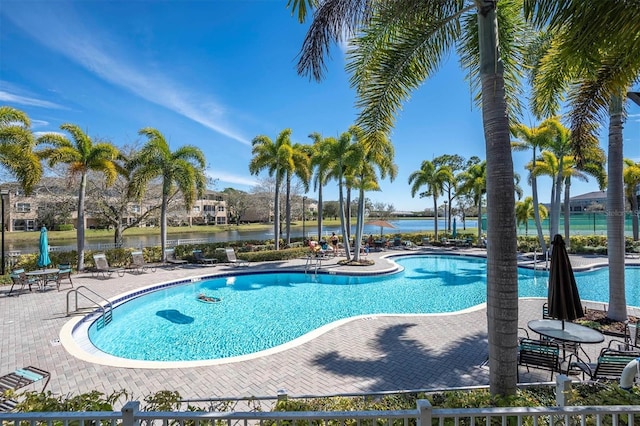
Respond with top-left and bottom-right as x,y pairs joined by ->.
86,255 -> 640,362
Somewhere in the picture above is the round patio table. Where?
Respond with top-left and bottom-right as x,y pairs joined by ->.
26,268 -> 60,291
528,319 -> 604,344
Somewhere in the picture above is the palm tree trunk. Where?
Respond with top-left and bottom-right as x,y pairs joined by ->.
632,193 -> 639,241
551,159 -> 564,237
285,175 -> 292,246
338,178 -> 351,260
607,94 -> 627,321
77,173 -> 87,271
160,191 -> 169,261
563,176 -> 571,247
274,182 -> 281,250
477,200 -> 482,242
354,187 -> 366,261
530,154 -> 547,253
346,187 -> 352,241
317,183 -> 323,241
478,1 -> 518,396
433,195 -> 439,240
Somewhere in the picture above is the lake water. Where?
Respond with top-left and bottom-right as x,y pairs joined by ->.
8,218 -> 477,254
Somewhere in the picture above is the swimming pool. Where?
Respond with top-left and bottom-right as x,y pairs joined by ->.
68,255 -> 640,367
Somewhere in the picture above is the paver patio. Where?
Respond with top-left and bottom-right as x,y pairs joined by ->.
1,248 -> 638,405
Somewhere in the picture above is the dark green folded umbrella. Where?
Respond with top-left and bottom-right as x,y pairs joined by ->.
548,234 -> 584,327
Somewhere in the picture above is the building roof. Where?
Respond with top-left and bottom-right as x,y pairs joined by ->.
570,190 -> 607,201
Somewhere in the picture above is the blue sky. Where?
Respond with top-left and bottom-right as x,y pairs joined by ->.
1,1 -> 639,212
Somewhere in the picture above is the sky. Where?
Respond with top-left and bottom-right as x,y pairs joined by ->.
1,0 -> 639,212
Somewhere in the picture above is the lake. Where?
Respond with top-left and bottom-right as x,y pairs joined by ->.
7,218 -> 477,254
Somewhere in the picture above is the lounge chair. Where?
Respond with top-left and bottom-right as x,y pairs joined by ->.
7,269 -> 36,296
91,253 -> 125,278
165,248 -> 188,268
0,366 -> 50,412
45,263 -> 73,291
126,251 -> 158,274
224,247 -> 249,267
192,249 -> 217,266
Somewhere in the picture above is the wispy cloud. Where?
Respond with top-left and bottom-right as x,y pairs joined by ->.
0,89 -> 64,109
2,2 -> 251,146
207,170 -> 258,188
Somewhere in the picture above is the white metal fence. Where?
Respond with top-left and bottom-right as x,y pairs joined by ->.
1,399 -> 639,426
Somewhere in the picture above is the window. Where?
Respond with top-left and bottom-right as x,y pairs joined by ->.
130,204 -> 141,213
15,203 -> 31,213
193,206 -> 201,213
217,206 -> 225,212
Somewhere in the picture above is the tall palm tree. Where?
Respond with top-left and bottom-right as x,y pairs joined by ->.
624,158 -> 640,241
408,160 -> 453,241
37,124 -> 121,271
351,126 -> 397,260
524,0 -> 640,322
308,132 -> 333,241
0,106 -> 42,194
289,0 -> 529,394
249,129 -> 294,250
323,131 -> 363,260
511,119 -> 556,253
127,128 -> 206,261
515,196 -> 548,235
457,161 -> 487,242
284,142 -> 311,246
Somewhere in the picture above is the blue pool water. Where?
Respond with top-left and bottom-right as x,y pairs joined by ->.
88,255 -> 640,362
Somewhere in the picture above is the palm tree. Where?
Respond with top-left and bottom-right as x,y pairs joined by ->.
351,127 -> 397,260
127,128 -> 206,261
323,131 -> 363,260
308,132 -> 333,241
249,129 -> 294,250
624,159 -> 640,241
524,0 -> 640,322
289,0 -> 529,395
283,142 -> 311,246
457,161 -> 487,242
515,196 -> 548,235
37,124 -> 121,271
511,119 -> 557,253
0,106 -> 42,194
408,160 -> 453,241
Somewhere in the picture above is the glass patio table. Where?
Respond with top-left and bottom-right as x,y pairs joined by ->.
26,268 -> 60,291
528,319 -> 604,363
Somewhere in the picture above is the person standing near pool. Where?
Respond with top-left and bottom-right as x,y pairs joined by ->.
330,232 -> 339,256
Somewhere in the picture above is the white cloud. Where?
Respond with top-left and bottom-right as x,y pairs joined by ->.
3,2 -> 251,146
207,170 -> 258,188
0,90 -> 64,109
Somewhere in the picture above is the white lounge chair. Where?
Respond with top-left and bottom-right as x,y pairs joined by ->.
224,247 -> 249,267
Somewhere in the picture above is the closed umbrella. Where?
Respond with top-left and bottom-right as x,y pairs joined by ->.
452,217 -> 457,238
548,234 -> 584,328
37,226 -> 51,269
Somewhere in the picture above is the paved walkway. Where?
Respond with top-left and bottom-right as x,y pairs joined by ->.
1,248 -> 639,405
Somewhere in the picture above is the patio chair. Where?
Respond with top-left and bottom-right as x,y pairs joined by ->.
126,251 -> 158,274
517,338 -> 560,381
224,247 -> 249,267
164,248 -> 188,268
45,263 -> 73,291
567,345 -> 640,382
192,249 -> 217,266
7,269 -> 36,296
91,253 -> 125,278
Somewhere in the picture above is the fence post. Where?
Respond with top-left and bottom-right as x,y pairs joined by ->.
122,401 -> 140,426
555,375 -> 572,406
417,399 -> 432,426
277,389 -> 288,401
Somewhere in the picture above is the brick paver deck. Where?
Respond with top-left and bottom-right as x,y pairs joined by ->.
1,247 -> 638,404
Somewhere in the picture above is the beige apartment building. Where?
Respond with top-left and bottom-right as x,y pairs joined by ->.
0,179 -> 227,232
